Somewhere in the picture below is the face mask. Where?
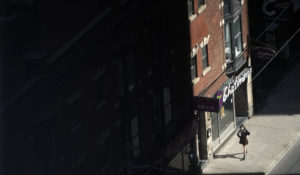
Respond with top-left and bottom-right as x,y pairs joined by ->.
241,127 -> 244,130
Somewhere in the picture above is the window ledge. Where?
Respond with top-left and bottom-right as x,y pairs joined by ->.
192,77 -> 200,85
189,14 -> 197,21
198,5 -> 207,15
202,66 -> 211,76
222,63 -> 227,70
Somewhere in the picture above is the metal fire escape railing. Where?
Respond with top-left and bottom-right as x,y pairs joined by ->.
223,0 -> 242,19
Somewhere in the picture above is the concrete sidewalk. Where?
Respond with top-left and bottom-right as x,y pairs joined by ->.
203,52 -> 300,175
202,114 -> 300,174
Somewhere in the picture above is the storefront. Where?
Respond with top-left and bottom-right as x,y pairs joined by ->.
211,68 -> 252,151
211,93 -> 235,149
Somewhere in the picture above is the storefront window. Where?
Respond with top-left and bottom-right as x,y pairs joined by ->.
211,112 -> 219,143
219,94 -> 234,134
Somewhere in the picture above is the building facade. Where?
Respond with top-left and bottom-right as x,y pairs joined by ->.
167,0 -> 253,171
0,1 -> 195,175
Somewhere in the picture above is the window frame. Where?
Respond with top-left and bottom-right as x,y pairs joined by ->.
198,0 -> 205,7
131,116 -> 140,158
191,55 -> 198,81
201,45 -> 209,70
163,86 -> 172,126
187,0 -> 195,17
224,15 -> 244,61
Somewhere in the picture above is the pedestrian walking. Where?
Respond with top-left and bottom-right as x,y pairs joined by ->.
237,124 -> 250,160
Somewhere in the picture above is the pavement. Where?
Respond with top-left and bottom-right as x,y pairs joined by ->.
202,52 -> 300,175
269,136 -> 300,175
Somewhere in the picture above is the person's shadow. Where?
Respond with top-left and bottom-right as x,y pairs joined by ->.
213,153 -> 244,160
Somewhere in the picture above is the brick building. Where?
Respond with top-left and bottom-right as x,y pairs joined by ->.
166,0 -> 254,172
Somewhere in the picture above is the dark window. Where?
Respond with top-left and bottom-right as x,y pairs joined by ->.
163,86 -> 172,126
131,116 -> 140,157
224,0 -> 241,16
198,0 -> 205,7
191,55 -> 198,80
201,45 -> 209,70
224,1 -> 230,15
152,92 -> 162,131
188,0 -> 194,17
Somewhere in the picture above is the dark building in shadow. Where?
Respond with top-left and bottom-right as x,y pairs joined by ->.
248,0 -> 300,110
0,0 -> 195,175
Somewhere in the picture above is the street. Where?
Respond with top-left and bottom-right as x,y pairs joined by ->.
270,136 -> 300,174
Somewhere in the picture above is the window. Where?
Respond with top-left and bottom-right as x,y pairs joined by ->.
233,16 -> 243,57
198,0 -> 205,7
125,52 -> 136,91
224,0 -> 242,16
163,86 -> 172,126
131,116 -> 140,157
152,92 -> 162,131
191,55 -> 198,80
224,15 -> 243,60
224,23 -> 232,60
188,0 -> 194,17
201,45 -> 209,70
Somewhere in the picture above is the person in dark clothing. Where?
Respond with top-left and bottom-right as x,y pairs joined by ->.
237,124 -> 250,160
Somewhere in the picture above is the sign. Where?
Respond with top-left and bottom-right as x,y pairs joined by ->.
252,46 -> 276,60
193,96 -> 220,112
216,90 -> 223,110
223,68 -> 252,102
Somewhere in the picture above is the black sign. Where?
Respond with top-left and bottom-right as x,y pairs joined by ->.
252,46 -> 276,60
193,96 -> 220,112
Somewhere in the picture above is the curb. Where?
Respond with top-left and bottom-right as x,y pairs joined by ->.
265,133 -> 300,175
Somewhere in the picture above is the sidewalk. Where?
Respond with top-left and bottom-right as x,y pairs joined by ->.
203,52 -> 300,174
203,114 -> 300,174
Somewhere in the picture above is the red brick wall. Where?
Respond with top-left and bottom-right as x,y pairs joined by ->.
190,0 -> 228,98
190,0 -> 250,98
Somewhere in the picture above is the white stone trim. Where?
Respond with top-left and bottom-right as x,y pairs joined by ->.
192,77 -> 200,85
191,44 -> 200,57
241,0 -> 244,5
204,35 -> 210,45
189,14 -> 197,21
243,42 -> 247,49
219,2 -> 224,9
198,4 -> 207,14
220,19 -> 224,27
199,34 -> 211,48
222,63 -> 227,70
202,66 -> 211,76
200,42 -> 204,48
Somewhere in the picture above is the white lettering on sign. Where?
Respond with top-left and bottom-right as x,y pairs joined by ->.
223,68 -> 252,102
